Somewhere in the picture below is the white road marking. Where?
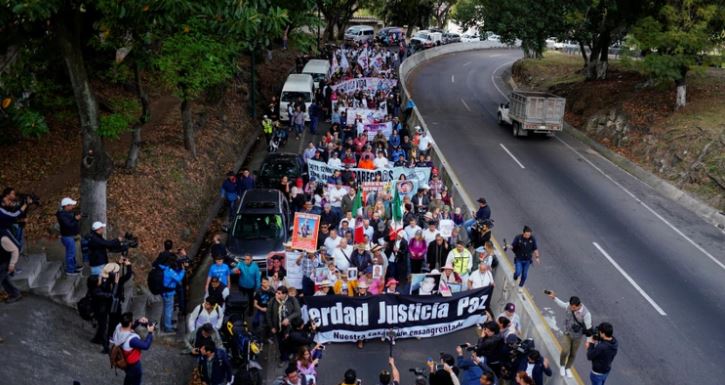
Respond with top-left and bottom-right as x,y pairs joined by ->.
463,61 -> 471,67
491,60 -> 517,100
558,137 -> 725,271
499,143 -> 526,169
451,75 -> 455,83
593,242 -> 668,316
460,98 -> 471,111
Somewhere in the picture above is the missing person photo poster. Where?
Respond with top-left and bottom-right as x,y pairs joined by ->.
292,213 -> 321,252
410,273 -> 441,295
304,286 -> 493,343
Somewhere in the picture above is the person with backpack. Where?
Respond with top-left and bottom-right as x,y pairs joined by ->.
86,222 -> 123,276
152,240 -> 176,268
161,258 -> 187,333
110,312 -> 154,385
187,297 -> 224,333
89,262 -> 132,354
198,340 -> 233,385
183,323 -> 223,357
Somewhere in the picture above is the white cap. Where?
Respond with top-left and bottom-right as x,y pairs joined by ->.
91,222 -> 106,231
60,197 -> 77,207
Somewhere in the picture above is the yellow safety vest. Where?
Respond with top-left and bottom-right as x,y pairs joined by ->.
262,119 -> 273,134
451,249 -> 471,275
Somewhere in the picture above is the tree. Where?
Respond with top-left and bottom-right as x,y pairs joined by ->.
451,0 -> 485,31
376,0 -> 436,32
317,0 -> 366,41
560,0 -> 647,80
433,0 -> 458,29
630,0 -> 724,109
154,30 -> 236,158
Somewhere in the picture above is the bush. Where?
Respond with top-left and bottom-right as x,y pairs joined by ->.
11,107 -> 49,137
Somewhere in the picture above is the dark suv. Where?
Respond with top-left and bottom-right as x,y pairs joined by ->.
226,189 -> 290,270
256,152 -> 307,188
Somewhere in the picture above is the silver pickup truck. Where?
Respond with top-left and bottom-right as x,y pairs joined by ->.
497,91 -> 566,137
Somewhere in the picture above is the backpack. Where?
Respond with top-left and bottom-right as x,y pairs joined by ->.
147,266 -> 168,295
80,233 -> 93,262
109,340 -> 128,370
77,294 -> 94,321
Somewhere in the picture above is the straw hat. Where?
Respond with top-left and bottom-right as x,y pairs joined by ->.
101,262 -> 121,278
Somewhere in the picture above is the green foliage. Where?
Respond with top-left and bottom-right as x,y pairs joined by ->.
452,0 -> 484,30
10,107 -> 49,137
376,0 -> 436,31
102,63 -> 134,85
98,97 -> 140,138
154,31 -> 236,101
631,0 -> 722,82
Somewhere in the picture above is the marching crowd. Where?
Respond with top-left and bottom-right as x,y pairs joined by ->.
0,37 -> 619,385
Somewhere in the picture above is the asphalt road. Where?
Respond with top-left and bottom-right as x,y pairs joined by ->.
407,48 -> 725,385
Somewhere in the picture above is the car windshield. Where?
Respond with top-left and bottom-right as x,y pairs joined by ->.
232,213 -> 284,241
281,91 -> 311,103
260,160 -> 299,177
309,73 -> 326,83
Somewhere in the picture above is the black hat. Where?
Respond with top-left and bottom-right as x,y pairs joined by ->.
477,197 -> 487,204
523,225 -> 532,233
344,369 -> 357,384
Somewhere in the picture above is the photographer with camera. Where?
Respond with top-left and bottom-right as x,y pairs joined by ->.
1,187 -> 33,253
0,225 -> 22,303
56,197 -> 83,274
455,344 -> 495,385
546,290 -> 592,378
378,357 -> 401,385
287,318 -> 322,358
87,222 -> 123,276
110,312 -> 155,385
475,321 -> 504,376
88,261 -> 133,354
515,350 -> 551,385
183,322 -> 223,358
585,322 -> 618,385
426,353 -> 460,385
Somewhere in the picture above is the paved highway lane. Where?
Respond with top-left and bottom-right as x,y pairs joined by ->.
408,49 -> 725,385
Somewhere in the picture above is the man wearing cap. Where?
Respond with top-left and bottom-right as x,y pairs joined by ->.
87,221 -> 123,276
56,197 -> 82,275
511,225 -> 540,292
445,240 -> 473,280
498,303 -> 522,336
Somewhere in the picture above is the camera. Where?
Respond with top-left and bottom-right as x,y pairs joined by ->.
17,192 -> 41,206
121,232 -> 139,249
543,289 -> 552,295
409,368 -> 426,377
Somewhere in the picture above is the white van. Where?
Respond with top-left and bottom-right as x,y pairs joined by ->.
302,59 -> 330,89
279,73 -> 314,122
344,25 -> 375,44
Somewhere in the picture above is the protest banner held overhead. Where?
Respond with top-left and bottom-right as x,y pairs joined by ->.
331,77 -> 398,95
305,286 -> 493,343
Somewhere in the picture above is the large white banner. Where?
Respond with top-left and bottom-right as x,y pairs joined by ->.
345,105 -> 388,125
331,77 -> 398,94
307,160 -> 431,186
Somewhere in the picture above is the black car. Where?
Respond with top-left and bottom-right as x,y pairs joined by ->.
226,189 -> 291,270
255,152 -> 307,188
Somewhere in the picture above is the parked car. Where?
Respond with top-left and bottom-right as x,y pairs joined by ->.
461,33 -> 480,42
226,189 -> 290,271
442,32 -> 461,44
411,30 -> 443,49
376,26 -> 405,46
302,59 -> 330,90
344,25 -> 375,44
279,74 -> 314,122
256,152 -> 307,188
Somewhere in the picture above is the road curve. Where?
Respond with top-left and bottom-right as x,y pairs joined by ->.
408,48 -> 725,385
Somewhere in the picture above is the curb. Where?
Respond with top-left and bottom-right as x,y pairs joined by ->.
504,68 -> 725,231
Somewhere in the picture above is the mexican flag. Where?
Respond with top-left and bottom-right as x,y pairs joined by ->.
351,186 -> 363,217
391,185 -> 403,225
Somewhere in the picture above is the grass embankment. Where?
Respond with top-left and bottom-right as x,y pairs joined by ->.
513,51 -> 725,210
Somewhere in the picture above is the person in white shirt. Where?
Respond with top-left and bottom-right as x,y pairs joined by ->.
362,219 -> 374,240
187,297 -> 224,332
373,151 -> 390,169
325,261 -> 339,283
332,238 -> 354,272
404,218 -> 422,241
417,129 -> 434,154
421,221 -> 440,246
303,142 -> 317,163
323,229 -> 342,254
327,152 -> 342,168
327,182 -> 347,213
467,262 -> 494,289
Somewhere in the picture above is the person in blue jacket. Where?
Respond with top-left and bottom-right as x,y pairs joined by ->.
455,344 -> 496,385
198,340 -> 232,385
161,259 -> 187,333
516,350 -> 552,385
232,253 -> 261,316
220,171 -> 238,221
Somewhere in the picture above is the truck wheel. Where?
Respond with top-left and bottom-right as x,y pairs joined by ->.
512,123 -> 520,137
497,113 -> 503,125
